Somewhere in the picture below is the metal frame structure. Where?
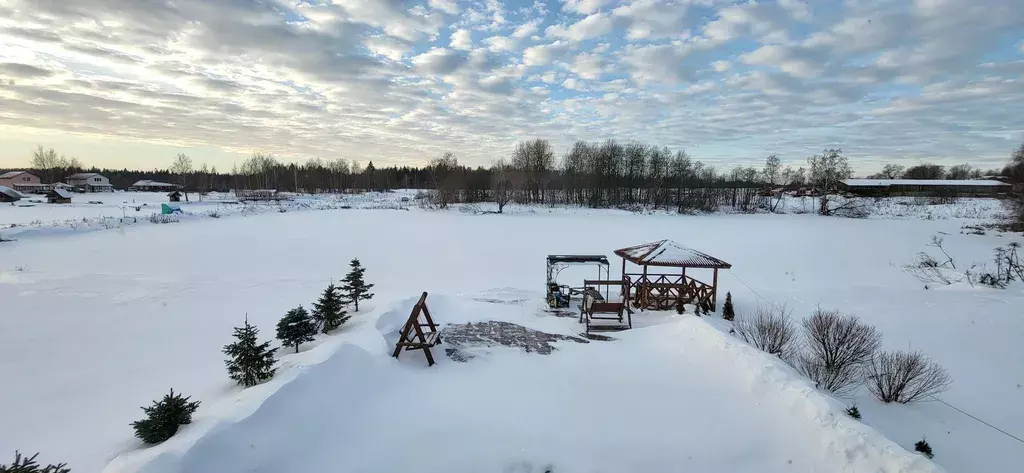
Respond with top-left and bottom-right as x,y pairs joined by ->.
546,255 -> 610,308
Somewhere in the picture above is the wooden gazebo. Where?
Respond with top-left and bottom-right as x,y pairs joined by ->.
614,240 -> 731,312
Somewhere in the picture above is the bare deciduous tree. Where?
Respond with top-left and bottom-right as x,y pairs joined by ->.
491,158 -> 513,213
868,164 -> 905,180
762,154 -> 781,187
795,309 -> 882,395
428,152 -> 461,209
170,153 -> 193,200
734,305 -> 798,359
866,351 -> 951,403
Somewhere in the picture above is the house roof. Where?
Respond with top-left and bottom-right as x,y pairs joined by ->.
0,171 -> 32,179
0,186 -> 26,199
614,240 -> 732,269
132,180 -> 178,187
66,172 -> 100,179
50,188 -> 73,199
843,179 -> 1010,187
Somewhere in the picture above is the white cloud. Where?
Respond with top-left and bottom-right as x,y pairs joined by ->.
570,53 -> 605,80
546,13 -> 615,41
428,0 -> 460,15
512,19 -> 543,39
739,44 -> 825,78
621,42 -> 696,84
613,0 -> 691,41
450,29 -> 472,50
363,36 -> 410,61
522,41 -> 571,66
561,0 -> 612,15
412,48 -> 468,75
711,60 -> 731,72
484,36 -> 518,52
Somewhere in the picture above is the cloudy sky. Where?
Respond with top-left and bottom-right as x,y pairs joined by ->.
0,0 -> 1022,172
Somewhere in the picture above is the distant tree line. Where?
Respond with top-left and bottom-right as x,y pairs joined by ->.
8,140 -> 1022,217
866,162 -> 1001,181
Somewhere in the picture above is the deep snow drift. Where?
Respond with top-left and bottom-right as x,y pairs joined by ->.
2,195 -> 1022,472
106,295 -> 938,473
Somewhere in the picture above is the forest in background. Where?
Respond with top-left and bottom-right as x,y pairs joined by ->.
4,140 -> 1022,215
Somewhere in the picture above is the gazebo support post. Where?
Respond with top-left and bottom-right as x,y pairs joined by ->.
641,264 -> 649,310
621,258 -> 627,300
712,267 -> 719,311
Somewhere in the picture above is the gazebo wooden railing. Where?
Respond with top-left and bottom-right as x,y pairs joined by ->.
614,240 -> 731,312
624,274 -> 716,311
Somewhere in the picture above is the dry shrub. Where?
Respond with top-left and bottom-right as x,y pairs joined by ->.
795,309 -> 882,395
734,305 -> 798,358
866,351 -> 951,403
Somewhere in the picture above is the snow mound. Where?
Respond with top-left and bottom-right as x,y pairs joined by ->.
106,295 -> 941,473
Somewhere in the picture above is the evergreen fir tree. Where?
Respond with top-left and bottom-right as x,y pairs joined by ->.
722,292 -> 735,321
276,305 -> 316,353
914,438 -> 934,459
223,317 -> 276,387
312,283 -> 349,333
1,451 -> 70,473
131,389 -> 201,444
341,258 -> 374,311
845,405 -> 861,419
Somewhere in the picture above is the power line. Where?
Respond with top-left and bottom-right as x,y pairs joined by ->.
931,396 -> 1024,446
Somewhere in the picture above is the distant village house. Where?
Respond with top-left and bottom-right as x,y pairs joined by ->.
840,179 -> 1011,197
47,188 -> 73,204
65,173 -> 113,192
0,171 -> 47,194
0,186 -> 26,203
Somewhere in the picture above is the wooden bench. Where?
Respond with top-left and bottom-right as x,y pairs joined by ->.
578,295 -> 632,334
392,292 -> 442,366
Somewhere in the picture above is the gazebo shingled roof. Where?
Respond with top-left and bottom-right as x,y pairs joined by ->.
614,240 -> 731,269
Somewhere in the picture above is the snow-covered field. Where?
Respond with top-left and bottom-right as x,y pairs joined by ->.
1,192 -> 1022,472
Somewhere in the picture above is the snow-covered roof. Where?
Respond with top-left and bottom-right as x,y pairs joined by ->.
614,240 -> 732,269
843,179 -> 1010,187
132,180 -> 178,187
0,171 -> 30,179
66,172 -> 103,180
0,186 -> 26,199
51,182 -> 73,188
50,188 -> 72,199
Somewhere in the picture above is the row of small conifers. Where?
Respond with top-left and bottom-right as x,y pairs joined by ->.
721,292 -> 948,460
3,259 -> 375,472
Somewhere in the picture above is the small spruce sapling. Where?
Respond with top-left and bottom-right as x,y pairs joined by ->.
131,389 -> 200,444
312,283 -> 349,333
341,258 -> 374,311
722,292 -> 735,321
914,438 -> 934,459
1,451 -> 70,473
223,317 -> 276,386
845,405 -> 861,419
276,305 -> 316,353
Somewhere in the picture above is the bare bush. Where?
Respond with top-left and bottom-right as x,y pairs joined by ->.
734,305 -> 798,358
866,351 -> 951,403
795,309 -> 882,395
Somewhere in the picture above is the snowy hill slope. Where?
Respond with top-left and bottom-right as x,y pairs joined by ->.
105,295 -> 940,473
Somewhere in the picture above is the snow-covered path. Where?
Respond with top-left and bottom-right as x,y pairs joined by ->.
2,206 -> 1022,472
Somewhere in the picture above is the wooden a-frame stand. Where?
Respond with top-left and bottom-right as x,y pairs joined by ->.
392,292 -> 442,366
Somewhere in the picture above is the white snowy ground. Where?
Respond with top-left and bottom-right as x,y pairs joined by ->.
1,193 -> 1021,472
0,190 -> 411,239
